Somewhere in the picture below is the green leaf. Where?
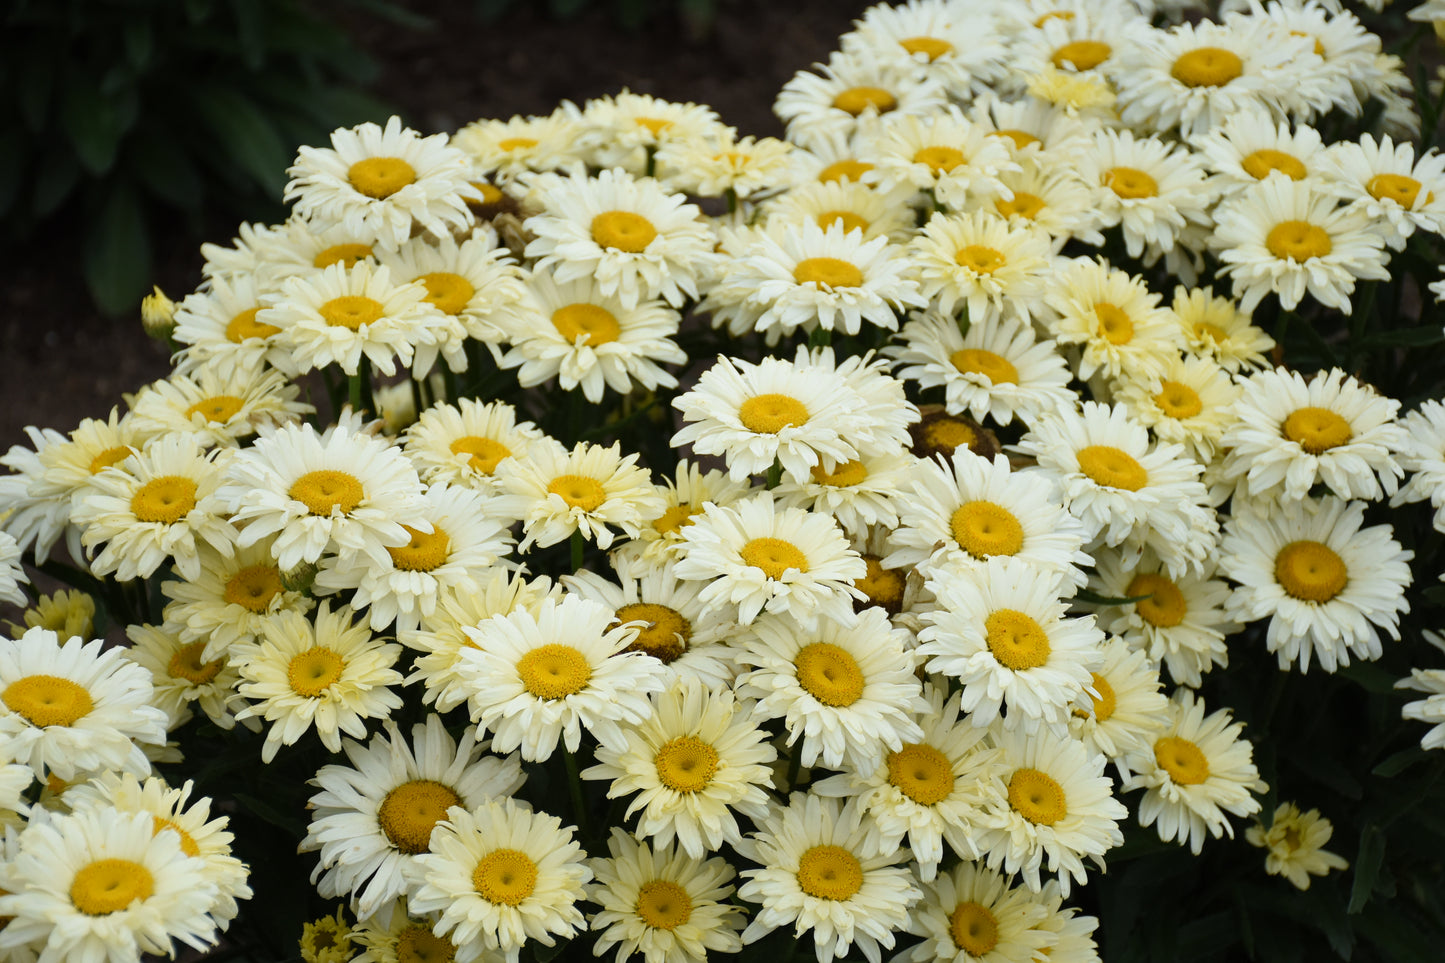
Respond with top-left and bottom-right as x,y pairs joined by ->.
229,0 -> 266,69
190,86 -> 291,197
30,147 -> 79,218
1074,588 -> 1154,606
549,0 -> 591,17
1373,747 -> 1431,778
474,0 -> 518,19
122,19 -> 153,71
1337,662 -> 1400,695
1360,325 -> 1445,348
82,184 -> 150,316
127,131 -> 204,209
233,791 -> 303,835
59,70 -> 128,174
1348,825 -> 1385,914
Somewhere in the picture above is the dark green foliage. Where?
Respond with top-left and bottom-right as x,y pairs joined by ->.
475,0 -> 720,37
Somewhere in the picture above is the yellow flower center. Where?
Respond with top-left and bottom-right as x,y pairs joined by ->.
3,674 -> 94,727
224,564 -> 284,613
591,211 -> 657,253
1241,149 -> 1307,182
185,395 -> 244,424
913,146 -> 967,173
348,157 -> 417,199
319,294 -> 385,332
1094,302 -> 1135,345
794,641 -> 865,707
899,36 -> 953,60
1282,406 -> 1353,453
951,501 -> 1024,560
516,644 -> 592,699
313,243 -> 373,270
449,436 -> 512,475
816,210 -> 870,234
225,306 -> 281,342
1085,671 -> 1118,722
636,880 -> 693,929
1171,47 -> 1244,87
1127,573 -> 1188,628
168,641 -> 223,685
547,474 -> 607,511
287,647 -> 345,697
796,845 -> 863,900
741,537 -> 810,579
992,129 -> 1041,151
1265,220 -> 1331,261
1036,10 -> 1075,26
953,245 -> 1006,274
378,779 -> 462,853
290,470 -> 365,516
1154,736 -> 1211,785
635,117 -> 671,136
809,459 -> 868,486
1076,445 -> 1148,491
88,445 -> 134,474
887,743 -> 955,805
419,272 -> 475,316
1008,767 -> 1067,825
1275,541 -> 1348,602
70,859 -> 154,915
818,160 -> 874,184
1367,173 -> 1428,208
985,609 -> 1052,671
130,476 -> 197,524
996,190 -> 1045,219
497,137 -> 538,152
654,735 -> 719,792
793,257 -> 863,289
949,901 -> 1001,956
1105,166 -> 1158,200
923,416 -> 976,454
616,602 -> 692,663
1052,39 -> 1112,71
395,924 -> 455,963
950,347 -> 1018,385
387,524 -> 451,572
1154,380 -> 1203,419
470,181 -> 505,207
738,393 -> 810,433
856,555 -> 906,611
472,849 -> 537,906
552,303 -> 622,346
652,504 -> 699,536
831,86 -> 897,116
151,816 -> 201,858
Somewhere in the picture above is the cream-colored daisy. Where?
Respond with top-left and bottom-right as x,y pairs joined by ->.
230,602 -> 404,762
1067,636 -> 1170,771
737,606 -> 926,770
451,110 -> 586,181
248,213 -> 383,288
584,681 -> 776,858
0,628 -> 167,780
301,715 -> 524,919
579,90 -> 729,172
0,530 -> 25,610
71,432 -> 235,582
1239,0 -> 1381,118
1220,366 -> 1407,502
170,273 -> 295,376
862,107 -> 1018,210
805,345 -> 920,461
1025,879 -> 1101,963
773,447 -> 910,539
299,905 -> 351,963
523,168 -> 717,309
588,829 -> 746,963
907,211 -> 1054,324
1078,128 -> 1214,260
774,49 -> 949,152
1044,258 -> 1185,384
1320,133 -> 1445,250
608,460 -> 752,573
761,178 -> 913,244
1112,353 -> 1242,463
1171,285 -> 1275,373
897,860 -> 1056,963
405,798 -> 591,963
401,397 -> 546,494
737,793 -> 921,963
348,907 -> 462,963
493,439 -> 662,551
1211,175 -> 1390,313
1021,65 -> 1117,124
1398,649 -> 1445,751
975,723 -> 1126,895
3,588 -> 95,642
0,426 -> 81,565
1220,495 -> 1412,673
1246,801 -> 1349,891
218,418 -> 428,571
286,115 -> 477,249
456,594 -> 665,761
29,407 -> 150,518
1121,690 -> 1266,853
673,493 -> 866,629
656,132 -> 796,200
1189,107 -> 1327,188
122,621 -> 244,731
1392,400 -> 1445,533
127,360 -> 311,448
841,1 -> 1009,100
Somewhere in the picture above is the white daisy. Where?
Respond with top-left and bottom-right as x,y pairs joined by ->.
1190,107 -> 1327,188
1171,285 -> 1275,373
492,439 -> 663,551
609,460 -> 752,573
1398,652 -> 1445,751
655,132 -> 796,201
861,107 -> 1018,211
401,397 -> 546,494
1067,636 -> 1170,771
773,49 -> 949,152
1111,353 -> 1243,463
127,360 -> 311,448
760,178 -> 915,243
1078,128 -> 1214,260
1392,400 -> 1445,533
842,1 -> 1009,100
452,110 -> 587,181
1245,801 -> 1350,891
1044,258 -> 1185,384
990,157 -> 1103,250
906,211 -> 1054,325
170,273 -> 295,375
896,860 -> 1055,963
121,621 -> 244,731
579,91 -> 729,172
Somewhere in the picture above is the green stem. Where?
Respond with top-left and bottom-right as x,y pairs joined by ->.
766,459 -> 782,490
808,327 -> 832,348
563,746 -> 590,839
725,187 -> 738,215
442,365 -> 458,406
645,147 -> 657,179
571,530 -> 585,572
785,747 -> 804,794
410,375 -> 425,422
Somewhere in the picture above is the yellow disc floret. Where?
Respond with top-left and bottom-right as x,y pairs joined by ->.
831,87 -> 896,116
951,501 -> 1025,560
1154,736 -> 1211,785
886,743 -> 956,805
1282,406 -> 1352,453
793,257 -> 863,289
449,436 -> 511,475
1274,540 -> 1348,603
168,641 -> 223,685
985,609 -> 1052,671
348,157 -> 417,199
70,859 -> 154,915
552,304 -> 622,346
378,779 -> 462,853
738,393 -> 809,433
1076,445 -> 1148,491
130,476 -> 197,524
795,845 -> 864,900
1266,221 -> 1331,261
516,644 -> 592,700
1007,767 -> 1067,825
654,735 -> 719,793
290,470 -> 365,515
472,849 -> 537,906
591,211 -> 657,253
547,474 -> 607,512
636,880 -> 693,929
287,647 -> 346,697
741,537 -> 810,579
1170,47 -> 1244,87
616,602 -> 691,663
224,564 -> 284,613
1127,573 -> 1188,628
387,524 -> 451,572
949,901 -> 1001,957
794,642 -> 865,707
3,674 -> 94,727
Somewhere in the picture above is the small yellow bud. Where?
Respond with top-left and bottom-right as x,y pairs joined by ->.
141,285 -> 177,341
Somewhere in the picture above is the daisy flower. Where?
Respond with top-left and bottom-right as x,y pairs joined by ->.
493,439 -> 662,551
451,110 -> 586,181
812,684 -> 1005,881
298,906 -> 351,963
989,158 -> 1102,250
499,270 -> 685,403
906,211 -> 1053,324
71,432 -> 235,582
737,607 -> 927,771
1398,655 -> 1445,751
1246,802 -> 1349,891
583,681 -> 776,858
579,90 -> 728,171
896,861 -> 1054,963
1022,66 -> 1117,125
773,447 -> 911,538
1026,879 -> 1101,963
1211,175 -> 1390,313
1078,128 -> 1214,260
760,178 -> 915,243
1111,353 -> 1243,463
1067,636 -> 1170,771
170,273 -> 294,375
1171,285 -> 1275,373
909,408 -> 999,464
1190,107 -> 1326,188
1044,258 -> 1185,384
401,398 -> 546,494
1319,133 -> 1445,249
218,418 -> 428,571
655,132 -> 796,200
230,602 -> 404,762
1220,496 -> 1412,674
405,798 -> 591,963
975,724 -> 1126,895
456,595 -> 665,761
0,628 -> 167,780
301,715 -> 524,920
1220,366 -> 1407,502
609,460 -> 751,573
773,49 -> 948,152
1239,0 -> 1380,117
841,1 -> 1009,100
861,108 -> 1018,210
1392,400 -> 1445,533
286,115 -> 477,249
523,168 -> 717,309
129,360 -> 311,449
0,425 -> 85,564
1121,690 -> 1266,854
737,793 -> 922,963
4,587 -> 95,642
121,622 -> 244,731
673,493 -> 866,629
349,908 -> 464,963
0,531 -> 26,609
587,830 -> 746,963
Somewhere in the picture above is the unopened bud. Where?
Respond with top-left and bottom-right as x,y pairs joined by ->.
141,286 -> 177,341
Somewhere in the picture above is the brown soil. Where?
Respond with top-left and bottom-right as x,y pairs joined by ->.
0,0 -> 872,455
